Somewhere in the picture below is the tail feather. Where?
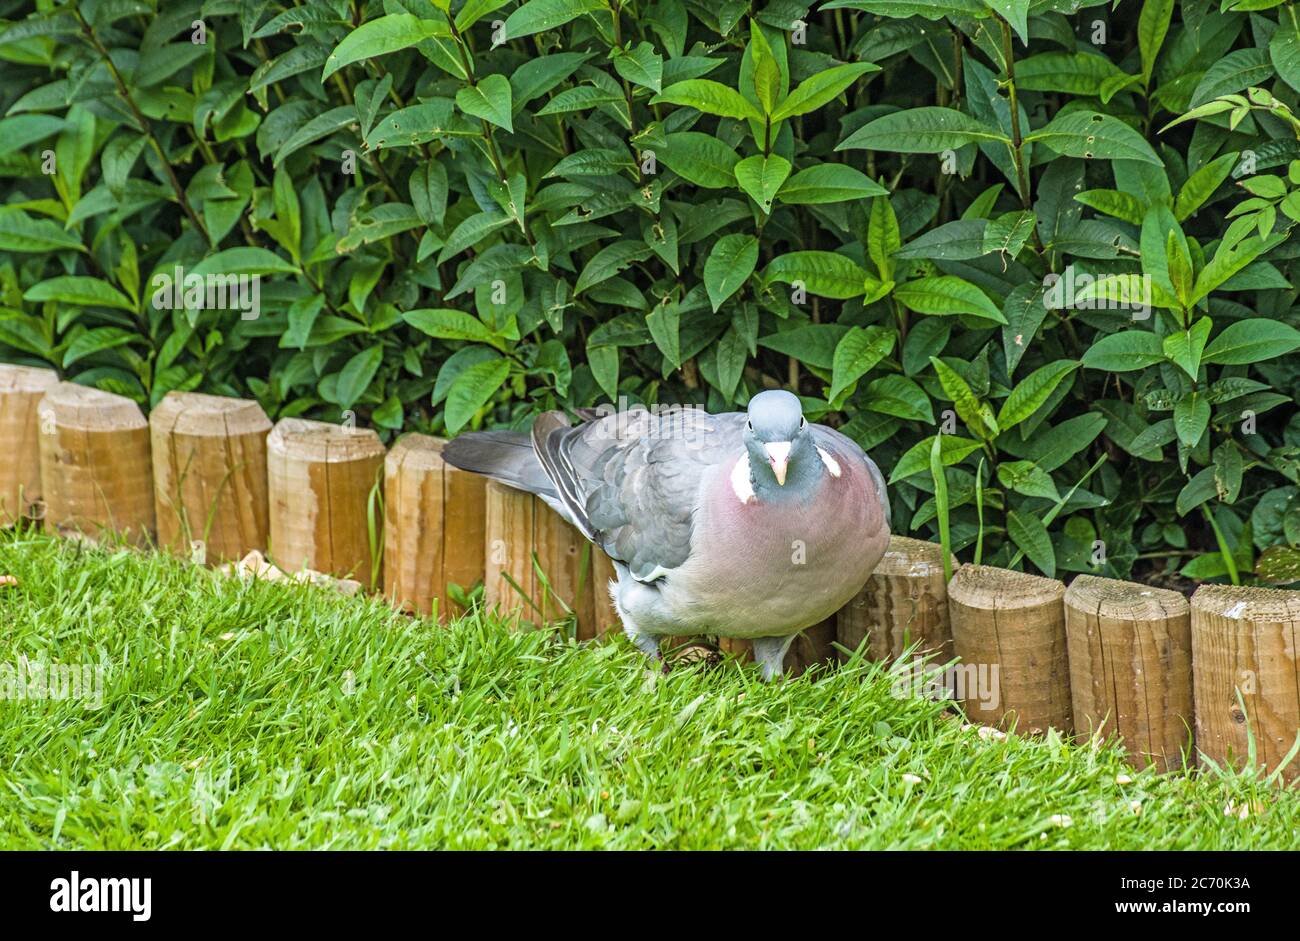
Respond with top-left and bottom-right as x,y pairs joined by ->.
531,411 -> 595,538
441,431 -> 557,499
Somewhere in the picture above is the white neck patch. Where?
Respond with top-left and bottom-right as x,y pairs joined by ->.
733,448 -> 839,499
817,447 -> 842,478
730,453 -> 755,503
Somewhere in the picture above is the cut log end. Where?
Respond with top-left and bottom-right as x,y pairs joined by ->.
872,535 -> 954,579
268,422 -> 385,463
948,563 -> 1065,611
1066,573 -> 1190,622
1192,583 -> 1300,624
0,364 -> 60,394
150,390 -> 272,438
386,433 -> 449,473
40,381 -> 148,431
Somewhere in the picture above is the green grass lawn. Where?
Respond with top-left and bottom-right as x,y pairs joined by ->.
0,530 -> 1296,849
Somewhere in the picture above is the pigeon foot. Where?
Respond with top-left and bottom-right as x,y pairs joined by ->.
620,616 -> 663,662
751,635 -> 797,682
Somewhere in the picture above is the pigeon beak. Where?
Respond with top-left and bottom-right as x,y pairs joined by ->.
765,441 -> 791,486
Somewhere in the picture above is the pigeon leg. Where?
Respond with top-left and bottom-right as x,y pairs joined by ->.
610,579 -> 663,662
751,635 -> 797,682
626,624 -> 663,660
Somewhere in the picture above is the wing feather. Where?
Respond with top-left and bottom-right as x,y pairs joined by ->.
532,407 -> 743,580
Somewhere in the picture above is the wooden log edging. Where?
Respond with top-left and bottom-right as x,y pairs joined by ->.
483,479 -> 618,639
787,619 -> 838,676
947,564 -> 1072,735
267,417 -> 385,587
1064,575 -> 1193,771
1192,584 -> 1300,784
383,433 -> 486,620
150,391 -> 271,564
837,535 -> 956,665
6,373 -> 1300,783
37,381 -> 154,544
0,364 -> 58,526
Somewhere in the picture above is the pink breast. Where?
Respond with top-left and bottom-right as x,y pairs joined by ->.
675,455 -> 887,635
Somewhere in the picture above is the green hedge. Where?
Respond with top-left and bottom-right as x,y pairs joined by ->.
2,0 -> 1300,584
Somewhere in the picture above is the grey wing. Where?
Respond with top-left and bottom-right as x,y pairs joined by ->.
533,407 -> 744,580
812,424 -> 891,529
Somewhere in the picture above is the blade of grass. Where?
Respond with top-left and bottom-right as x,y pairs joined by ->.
930,435 -> 952,583
366,468 -> 385,594
1202,504 -> 1242,586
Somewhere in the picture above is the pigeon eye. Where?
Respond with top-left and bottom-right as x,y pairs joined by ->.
800,417 -> 806,428
746,420 -> 753,431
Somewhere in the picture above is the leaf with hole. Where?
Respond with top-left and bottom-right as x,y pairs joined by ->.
1026,111 -> 1162,165
733,154 -> 791,213
613,41 -> 663,93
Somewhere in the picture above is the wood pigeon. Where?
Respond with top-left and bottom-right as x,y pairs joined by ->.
443,390 -> 892,679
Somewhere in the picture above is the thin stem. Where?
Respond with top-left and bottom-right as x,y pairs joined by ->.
892,297 -> 908,344
999,17 -> 1031,211
75,9 -> 211,247
611,2 -> 638,137
444,11 -> 535,250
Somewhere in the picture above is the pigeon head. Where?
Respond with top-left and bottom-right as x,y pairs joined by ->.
743,390 -> 818,492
